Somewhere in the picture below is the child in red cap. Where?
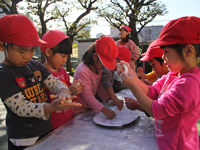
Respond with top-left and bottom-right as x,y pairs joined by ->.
118,16 -> 200,150
116,25 -> 139,72
137,40 -> 169,85
0,14 -> 81,150
101,45 -> 131,110
40,29 -> 84,131
72,36 -> 119,119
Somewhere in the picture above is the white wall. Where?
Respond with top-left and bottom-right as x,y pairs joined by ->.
77,37 -> 119,65
77,39 -> 95,65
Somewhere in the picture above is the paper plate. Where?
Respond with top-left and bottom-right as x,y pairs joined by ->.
93,106 -> 139,127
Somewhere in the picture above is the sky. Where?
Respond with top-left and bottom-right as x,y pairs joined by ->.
90,0 -> 200,38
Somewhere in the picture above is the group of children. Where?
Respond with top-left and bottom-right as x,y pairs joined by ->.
0,14 -> 200,150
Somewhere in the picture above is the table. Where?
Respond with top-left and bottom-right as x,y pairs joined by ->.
26,89 -> 158,150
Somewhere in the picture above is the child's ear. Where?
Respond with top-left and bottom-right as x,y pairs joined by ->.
92,53 -> 98,61
185,44 -> 195,57
0,42 -> 5,52
44,48 -> 53,57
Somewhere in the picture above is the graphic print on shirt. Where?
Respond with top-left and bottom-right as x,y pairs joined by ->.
91,78 -> 99,94
15,71 -> 48,103
155,83 -> 170,137
155,120 -> 164,137
15,77 -> 26,88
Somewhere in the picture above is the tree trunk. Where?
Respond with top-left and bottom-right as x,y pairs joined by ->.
66,37 -> 73,73
129,21 -> 140,46
11,0 -> 19,14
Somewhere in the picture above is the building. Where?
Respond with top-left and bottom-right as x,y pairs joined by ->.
138,25 -> 164,43
110,25 -> 164,43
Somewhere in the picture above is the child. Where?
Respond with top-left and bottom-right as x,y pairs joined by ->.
101,45 -> 131,109
137,69 -> 158,85
116,25 -> 139,71
118,16 -> 200,150
137,40 -> 169,85
40,29 -> 84,130
72,36 -> 119,119
0,14 -> 81,150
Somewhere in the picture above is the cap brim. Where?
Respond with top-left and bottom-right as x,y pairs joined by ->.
98,55 -> 116,70
15,38 -> 46,47
140,55 -> 154,61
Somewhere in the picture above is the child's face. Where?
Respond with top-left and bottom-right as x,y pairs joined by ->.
49,53 -> 69,70
148,58 -> 168,77
4,44 -> 36,66
114,58 -> 121,71
119,28 -> 128,39
162,47 -> 186,73
93,54 -> 105,70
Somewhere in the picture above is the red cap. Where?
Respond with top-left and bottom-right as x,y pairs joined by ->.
140,40 -> 163,61
116,45 -> 131,63
40,29 -> 69,53
0,14 -> 46,47
153,16 -> 200,47
120,25 -> 132,33
95,36 -> 119,70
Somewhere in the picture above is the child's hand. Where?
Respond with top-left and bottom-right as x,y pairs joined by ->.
120,71 -> 136,89
51,88 -> 72,104
110,99 -> 124,111
101,107 -> 116,119
125,97 -> 139,110
69,80 -> 85,95
117,61 -> 134,75
137,67 -> 143,76
50,98 -> 82,111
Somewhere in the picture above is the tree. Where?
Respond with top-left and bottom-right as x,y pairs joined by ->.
23,0 -> 61,37
55,0 -> 98,72
20,0 -> 98,72
0,0 -> 22,14
96,0 -> 168,46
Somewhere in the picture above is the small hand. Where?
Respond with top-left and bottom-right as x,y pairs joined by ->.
110,99 -> 124,111
101,107 -> 116,119
120,71 -> 136,89
137,67 -> 143,76
125,97 -> 139,110
70,80 -> 85,95
50,94 -> 77,104
50,98 -> 82,111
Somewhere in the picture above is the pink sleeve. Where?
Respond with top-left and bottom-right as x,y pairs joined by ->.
148,75 -> 167,100
74,67 -> 104,113
152,76 -> 200,120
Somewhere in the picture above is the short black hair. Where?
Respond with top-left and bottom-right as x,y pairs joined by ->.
51,38 -> 72,55
154,57 -> 164,65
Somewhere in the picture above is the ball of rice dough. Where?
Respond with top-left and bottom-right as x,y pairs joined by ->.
65,99 -> 72,103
